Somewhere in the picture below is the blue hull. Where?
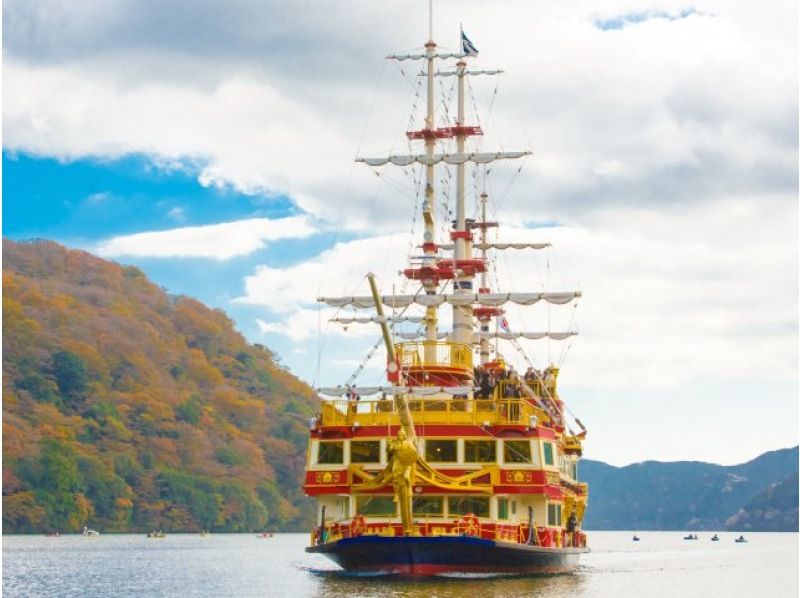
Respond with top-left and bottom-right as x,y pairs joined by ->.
306,535 -> 587,576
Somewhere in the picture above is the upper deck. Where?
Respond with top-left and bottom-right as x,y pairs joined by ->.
320,395 -> 544,428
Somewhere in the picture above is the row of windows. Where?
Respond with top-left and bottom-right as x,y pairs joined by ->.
327,494 -> 571,526
315,438 -> 561,468
356,495 -> 493,518
352,495 -> 564,524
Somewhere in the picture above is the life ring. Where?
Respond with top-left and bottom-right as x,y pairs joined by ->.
350,515 -> 366,537
460,513 -> 480,537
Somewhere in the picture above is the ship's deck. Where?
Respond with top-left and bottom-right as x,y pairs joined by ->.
320,395 -> 543,428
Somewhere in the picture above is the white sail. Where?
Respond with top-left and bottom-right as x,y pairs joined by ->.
438,242 -> 551,251
318,385 -> 476,397
435,69 -> 504,77
331,315 -> 426,325
396,331 -> 448,340
386,331 -> 578,341
387,52 -> 468,61
477,331 -> 578,341
317,291 -> 581,309
357,151 -> 531,167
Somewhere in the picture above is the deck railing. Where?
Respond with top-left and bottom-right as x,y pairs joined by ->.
310,517 -> 587,548
320,397 -> 539,427
395,340 -> 473,371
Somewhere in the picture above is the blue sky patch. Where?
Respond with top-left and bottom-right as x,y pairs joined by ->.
2,151 -> 298,244
595,8 -> 699,31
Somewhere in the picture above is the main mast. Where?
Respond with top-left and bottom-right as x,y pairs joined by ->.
451,58 -> 473,346
422,35 -> 438,364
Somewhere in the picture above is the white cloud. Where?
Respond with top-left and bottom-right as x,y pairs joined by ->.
236,233 -> 413,312
85,191 -> 111,203
95,216 -> 315,260
3,1 -> 796,231
166,207 -> 186,223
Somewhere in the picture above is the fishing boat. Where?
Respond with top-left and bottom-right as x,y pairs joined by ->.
304,15 -> 589,577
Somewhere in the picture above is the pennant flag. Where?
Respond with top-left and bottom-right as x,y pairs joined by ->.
461,28 -> 479,57
499,316 -> 511,333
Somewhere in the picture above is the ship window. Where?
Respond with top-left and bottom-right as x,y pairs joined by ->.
464,440 -> 496,463
543,442 -> 555,466
317,441 -> 344,464
355,495 -> 396,517
351,440 -> 381,463
547,503 -> 563,526
497,497 -> 509,520
504,440 -> 532,463
338,497 -> 350,519
425,439 -> 457,462
448,496 -> 490,518
413,496 -> 444,516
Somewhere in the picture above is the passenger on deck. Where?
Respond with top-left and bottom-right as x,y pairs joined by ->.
346,385 -> 360,415
524,366 -> 535,382
479,370 -> 493,399
567,511 -> 579,547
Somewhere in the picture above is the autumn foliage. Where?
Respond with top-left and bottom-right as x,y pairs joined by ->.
2,239 -> 317,533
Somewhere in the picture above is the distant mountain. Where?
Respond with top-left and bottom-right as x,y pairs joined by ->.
3,239 -> 318,534
580,447 -> 799,531
725,472 -> 799,532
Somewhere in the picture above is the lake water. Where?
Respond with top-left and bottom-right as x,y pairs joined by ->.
2,531 -> 797,597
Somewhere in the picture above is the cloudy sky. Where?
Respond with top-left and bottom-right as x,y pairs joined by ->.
3,0 -> 797,465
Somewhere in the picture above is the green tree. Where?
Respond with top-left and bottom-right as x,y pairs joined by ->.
50,351 -> 88,402
19,439 -> 86,530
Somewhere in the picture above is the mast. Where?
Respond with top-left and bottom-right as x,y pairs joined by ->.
451,59 -> 474,347
420,32 -> 439,364
479,190 -> 491,364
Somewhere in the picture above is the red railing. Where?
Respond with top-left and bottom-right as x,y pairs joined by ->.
314,517 -> 586,548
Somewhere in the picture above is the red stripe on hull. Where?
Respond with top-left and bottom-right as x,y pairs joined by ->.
349,563 -> 574,576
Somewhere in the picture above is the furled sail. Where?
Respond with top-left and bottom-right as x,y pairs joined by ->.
387,52 -> 468,61
318,386 -> 476,397
396,331 -> 448,340
385,331 -> 577,341
438,242 -> 551,251
318,292 -> 581,309
435,69 -> 504,77
357,151 -> 531,167
477,331 -> 577,341
331,315 -> 426,325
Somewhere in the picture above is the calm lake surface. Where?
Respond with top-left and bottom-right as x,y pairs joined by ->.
3,531 -> 797,597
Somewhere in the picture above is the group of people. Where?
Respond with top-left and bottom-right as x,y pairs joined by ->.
473,364 -> 553,400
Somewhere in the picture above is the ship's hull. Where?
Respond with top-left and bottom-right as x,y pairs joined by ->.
306,535 -> 587,576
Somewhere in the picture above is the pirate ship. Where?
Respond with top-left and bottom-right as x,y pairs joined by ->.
304,20 -> 589,576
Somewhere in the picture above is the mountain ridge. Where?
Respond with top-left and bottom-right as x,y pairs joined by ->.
580,446 -> 798,531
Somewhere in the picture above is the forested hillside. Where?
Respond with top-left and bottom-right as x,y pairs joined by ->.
2,239 -> 317,534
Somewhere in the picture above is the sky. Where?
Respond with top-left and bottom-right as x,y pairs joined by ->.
2,0 -> 798,466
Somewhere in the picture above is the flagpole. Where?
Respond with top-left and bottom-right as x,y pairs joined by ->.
429,0 -> 433,42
